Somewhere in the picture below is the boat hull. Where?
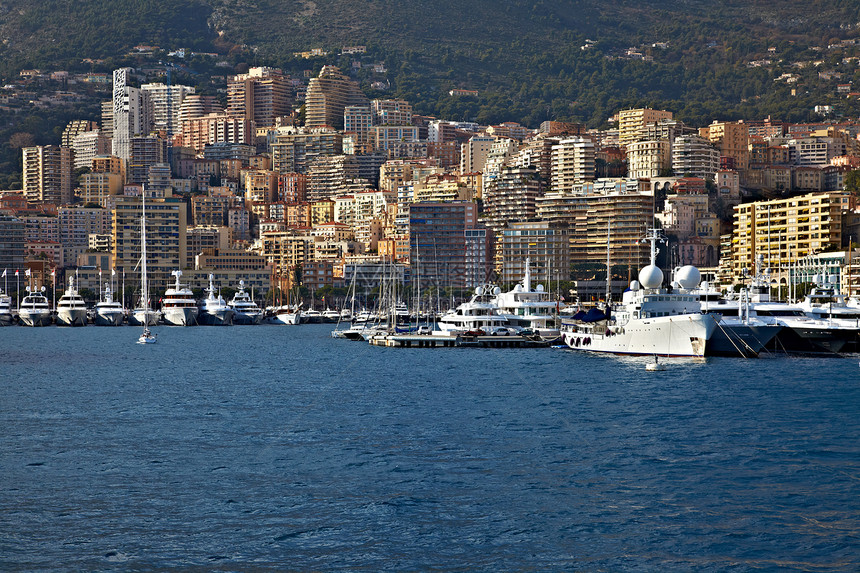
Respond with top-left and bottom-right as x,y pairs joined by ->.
198,308 -> 234,326
232,311 -> 263,325
561,314 -> 715,357
56,309 -> 88,327
162,307 -> 199,326
267,312 -> 301,325
129,309 -> 160,327
19,310 -> 52,327
0,312 -> 14,326
770,324 -> 858,354
94,310 -> 124,326
706,323 -> 783,357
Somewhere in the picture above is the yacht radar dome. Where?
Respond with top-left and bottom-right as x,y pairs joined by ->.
675,265 -> 701,289
638,265 -> 663,289
536,284 -> 544,292
475,286 -> 484,296
493,286 -> 501,296
629,280 -> 641,291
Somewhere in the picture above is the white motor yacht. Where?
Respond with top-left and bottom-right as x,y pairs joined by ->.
437,285 -> 511,335
198,274 -> 234,326
162,270 -> 199,326
56,276 -> 88,326
94,284 -> 124,326
0,287 -> 13,326
560,230 -> 717,357
267,305 -> 302,325
18,288 -> 53,327
228,280 -> 263,325
493,259 -> 562,339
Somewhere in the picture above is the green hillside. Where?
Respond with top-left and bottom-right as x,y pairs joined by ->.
1,0 -> 860,128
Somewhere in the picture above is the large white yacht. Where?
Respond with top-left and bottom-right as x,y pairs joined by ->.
94,284 -> 124,326
0,287 -> 13,326
228,280 -> 263,325
198,274 -> 234,326
560,230 -> 717,357
437,285 -> 511,334
266,304 -> 302,325
56,276 -> 88,326
493,259 -> 562,339
161,270 -> 199,326
18,287 -> 52,326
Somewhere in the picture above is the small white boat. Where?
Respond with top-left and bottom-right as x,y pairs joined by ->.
645,356 -> 666,371
137,327 -> 157,344
0,287 -> 13,326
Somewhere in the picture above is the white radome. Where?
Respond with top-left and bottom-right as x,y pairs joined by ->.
675,265 -> 701,289
639,264 -> 664,289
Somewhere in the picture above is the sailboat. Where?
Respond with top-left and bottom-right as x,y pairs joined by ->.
137,189 -> 157,344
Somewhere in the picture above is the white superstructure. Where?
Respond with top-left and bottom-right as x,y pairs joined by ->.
493,258 -> 561,338
437,285 -> 510,334
560,230 -> 716,357
94,284 -> 124,326
228,280 -> 263,325
0,288 -> 13,326
161,270 -> 199,326
198,274 -> 234,326
18,288 -> 52,327
56,276 -> 88,326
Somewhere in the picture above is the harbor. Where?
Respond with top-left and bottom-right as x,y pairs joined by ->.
2,322 -> 858,570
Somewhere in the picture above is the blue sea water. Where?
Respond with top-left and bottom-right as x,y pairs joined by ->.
1,324 -> 858,571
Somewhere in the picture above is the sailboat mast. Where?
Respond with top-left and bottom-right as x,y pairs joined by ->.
141,188 -> 148,316
605,220 -> 611,305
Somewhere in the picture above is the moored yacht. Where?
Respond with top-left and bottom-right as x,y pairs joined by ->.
266,304 -> 302,325
198,274 -> 234,326
493,259 -> 562,339
56,276 -> 88,326
161,270 -> 198,326
0,287 -> 13,326
228,280 -> 263,325
18,287 -> 52,327
94,284 -> 124,326
437,285 -> 511,335
560,230 -> 716,357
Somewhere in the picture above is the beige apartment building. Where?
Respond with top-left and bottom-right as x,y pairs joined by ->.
731,192 -> 854,281
618,108 -> 673,149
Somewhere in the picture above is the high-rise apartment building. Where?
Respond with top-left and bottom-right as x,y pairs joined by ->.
180,113 -> 254,154
618,108 -> 673,149
499,221 -> 569,286
371,99 -> 413,126
460,135 -> 496,175
409,201 -> 488,288
141,83 -> 196,136
111,68 -> 153,162
22,146 -> 74,205
227,67 -> 291,129
626,139 -> 671,179
700,120 -> 750,171
71,130 -> 111,169
128,136 -> 167,185
672,135 -> 720,180
731,192 -> 853,281
178,94 -> 223,125
61,120 -> 99,148
269,128 -> 343,174
304,66 -> 369,130
112,195 -> 187,291
550,137 -> 595,193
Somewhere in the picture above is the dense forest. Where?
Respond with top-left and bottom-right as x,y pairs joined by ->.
1,0 -> 860,188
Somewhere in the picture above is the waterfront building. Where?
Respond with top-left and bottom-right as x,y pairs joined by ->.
111,195 -> 187,291
731,191 -> 854,282
409,201 -> 489,289
499,221 -> 569,287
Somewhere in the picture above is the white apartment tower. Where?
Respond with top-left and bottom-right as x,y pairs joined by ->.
551,137 -> 595,193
